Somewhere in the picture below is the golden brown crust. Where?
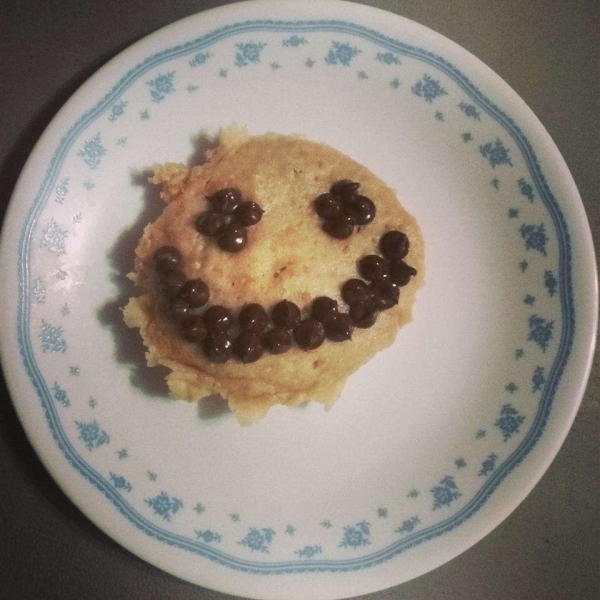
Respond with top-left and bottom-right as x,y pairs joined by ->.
125,128 -> 424,425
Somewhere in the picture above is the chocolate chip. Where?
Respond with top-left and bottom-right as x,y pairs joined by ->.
165,297 -> 190,322
389,260 -> 418,286
311,296 -> 338,322
218,224 -> 248,252
180,315 -> 207,342
324,313 -> 354,342
323,215 -> 356,239
271,300 -> 301,330
233,331 -> 264,363
203,331 -> 233,363
349,301 -> 378,328
178,278 -> 209,308
158,269 -> 187,297
341,278 -> 373,305
195,211 -> 233,237
380,230 -> 409,261
371,280 -> 400,310
344,195 -> 376,225
293,319 -> 325,350
330,179 -> 360,200
358,255 -> 389,282
314,193 -> 344,220
203,305 -> 233,331
206,188 -> 242,213
234,201 -> 264,226
239,303 -> 268,332
261,328 -> 292,354
153,246 -> 182,275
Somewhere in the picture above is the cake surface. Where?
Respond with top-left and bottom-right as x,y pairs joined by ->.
124,127 -> 424,424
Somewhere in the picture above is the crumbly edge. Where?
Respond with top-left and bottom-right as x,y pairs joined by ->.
123,296 -> 342,425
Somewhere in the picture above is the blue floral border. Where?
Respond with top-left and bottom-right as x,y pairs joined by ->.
16,20 -> 574,573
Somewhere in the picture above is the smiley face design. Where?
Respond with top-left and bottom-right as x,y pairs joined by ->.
124,127 -> 424,424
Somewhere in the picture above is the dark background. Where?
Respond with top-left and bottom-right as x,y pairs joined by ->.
0,1 -> 598,599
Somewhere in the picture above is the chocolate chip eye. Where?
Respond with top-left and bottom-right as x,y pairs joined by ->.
311,296 -> 338,322
314,193 -> 345,220
178,278 -> 209,308
341,278 -> 373,306
218,224 -> 248,252
238,303 -> 268,332
234,201 -> 264,226
293,319 -> 325,350
233,331 -> 264,363
195,211 -> 233,237
345,195 -> 376,225
358,255 -> 390,282
324,313 -> 354,342
323,215 -> 356,239
371,280 -> 400,310
349,300 -> 378,328
380,230 -> 409,261
206,188 -> 242,213
389,260 -> 418,286
271,300 -> 301,330
203,331 -> 233,363
261,328 -> 292,354
330,179 -> 360,199
203,305 -> 233,331
153,246 -> 182,275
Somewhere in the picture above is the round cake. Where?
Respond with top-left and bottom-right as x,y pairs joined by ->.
124,127 -> 424,424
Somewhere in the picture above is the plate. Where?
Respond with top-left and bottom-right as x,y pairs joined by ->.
0,1 -> 597,599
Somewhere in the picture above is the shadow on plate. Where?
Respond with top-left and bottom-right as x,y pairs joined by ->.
97,132 -> 232,422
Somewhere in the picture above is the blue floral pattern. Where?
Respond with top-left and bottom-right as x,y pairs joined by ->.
411,74 -> 447,102
145,492 -> 183,521
339,521 -> 371,549
395,516 -> 420,535
52,382 -> 69,407
520,223 -> 548,255
147,72 -> 175,103
76,420 -> 109,450
282,35 -> 307,47
479,453 -> 498,476
234,41 -> 267,67
40,320 -> 66,353
518,178 -> 535,201
239,527 -> 275,553
108,100 -> 128,123
77,133 -> 106,169
195,530 -> 222,543
189,51 -> 211,67
325,41 -> 361,66
458,101 -> 481,120
54,177 -> 69,204
528,314 -> 554,352
544,270 -> 558,296
32,278 -> 46,304
376,51 -> 401,65
532,366 -> 546,392
431,476 -> 461,510
295,545 -> 322,558
109,472 -> 132,492
40,218 -> 68,255
480,138 -> 512,167
495,404 -> 525,441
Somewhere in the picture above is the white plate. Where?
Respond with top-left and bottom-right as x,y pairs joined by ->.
0,1 -> 597,599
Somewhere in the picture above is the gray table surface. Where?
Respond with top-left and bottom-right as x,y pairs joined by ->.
0,1 -> 598,599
